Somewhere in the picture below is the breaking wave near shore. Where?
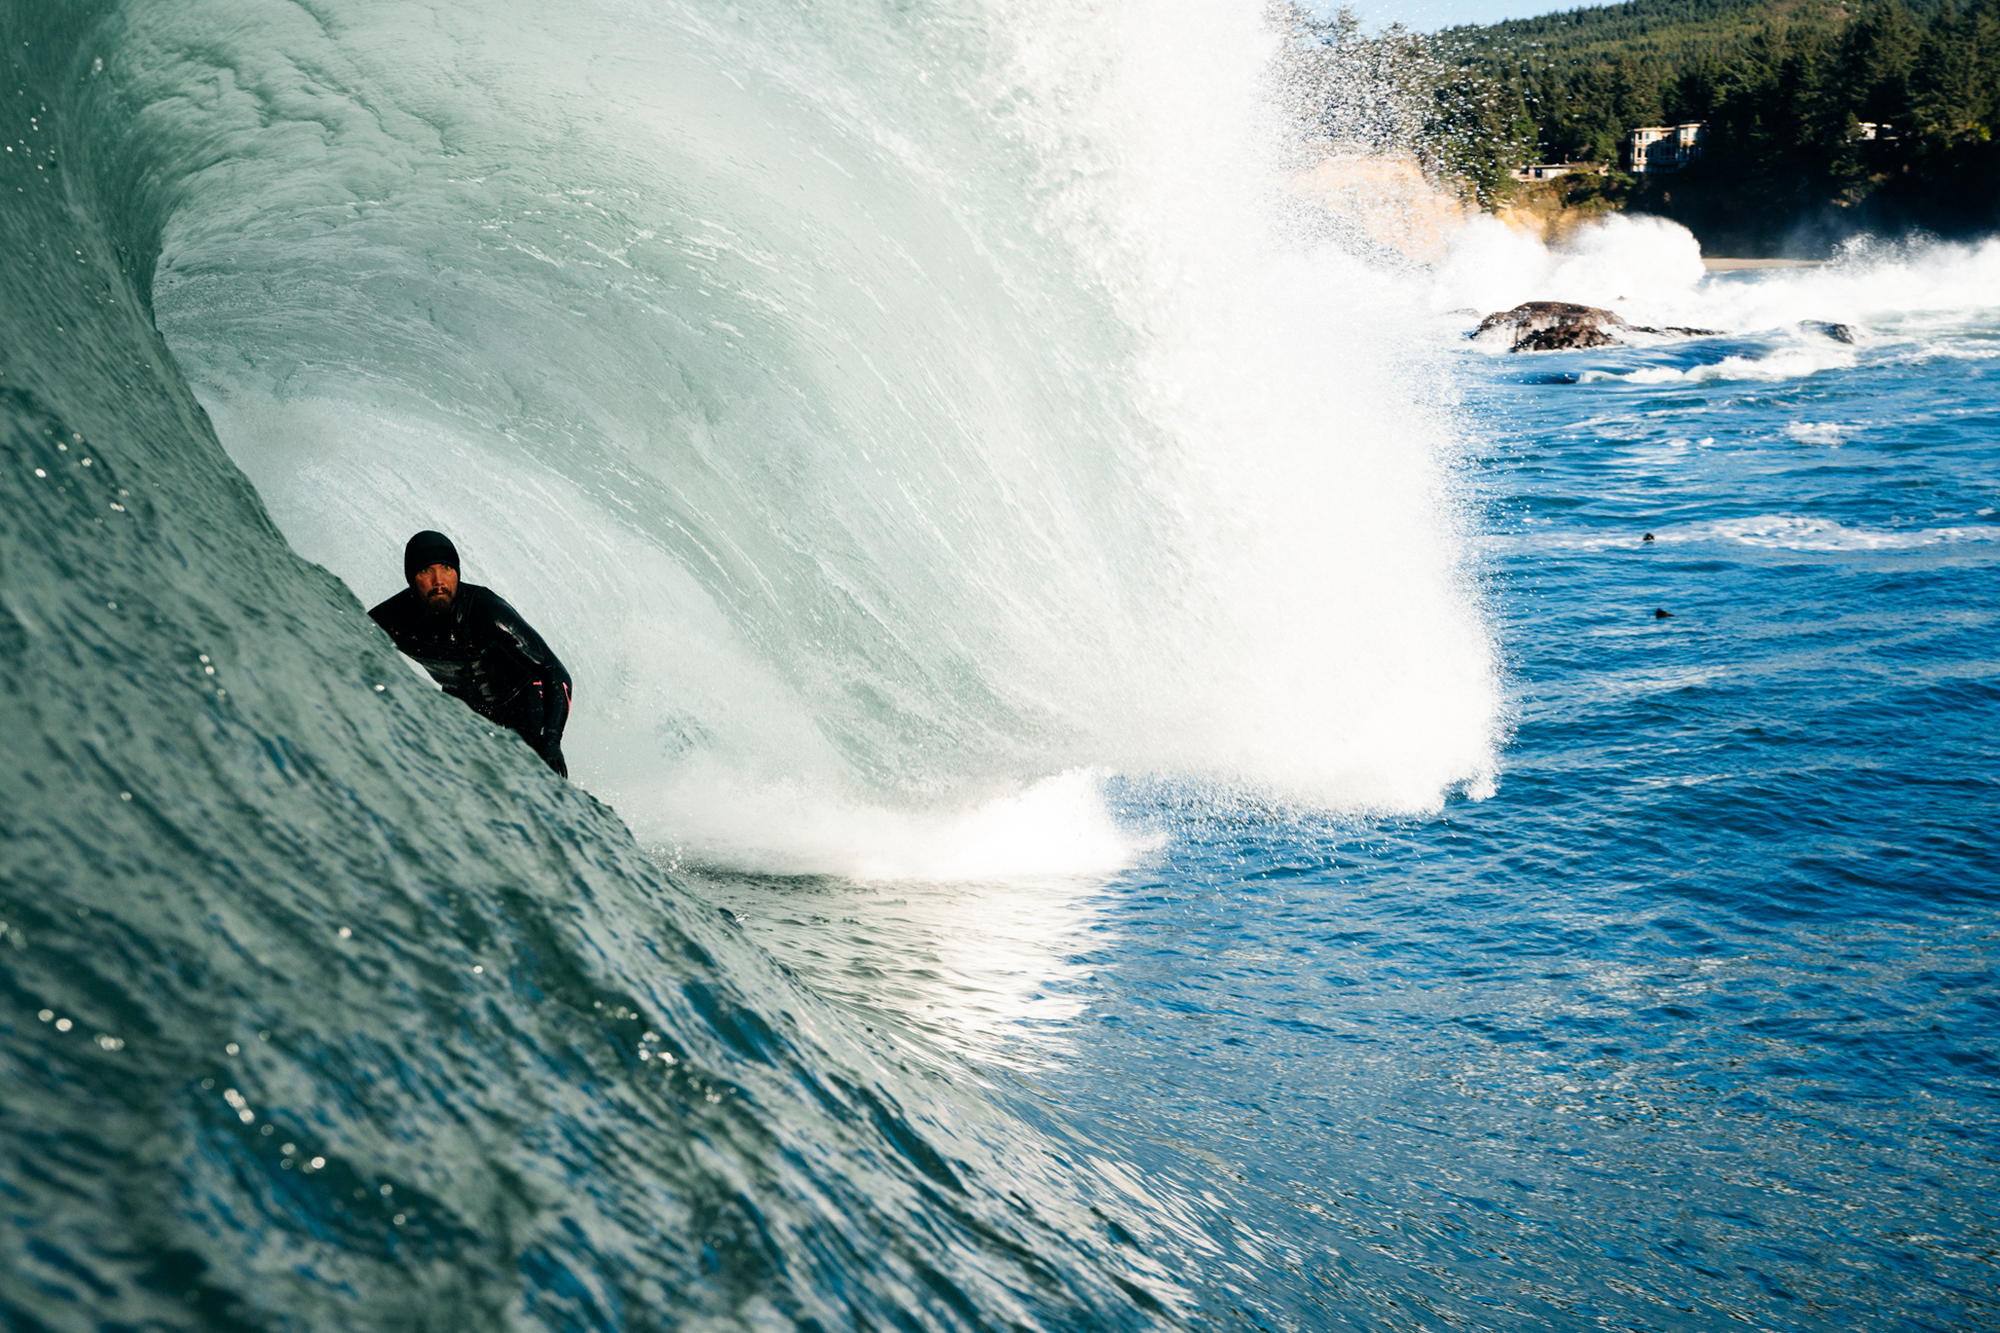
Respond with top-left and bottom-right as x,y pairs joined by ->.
1438,212 -> 2000,369
10,0 -> 1998,1329
144,0 -> 1499,877
3,0 -> 1495,1327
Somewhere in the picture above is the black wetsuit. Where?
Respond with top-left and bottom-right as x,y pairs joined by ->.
369,584 -> 572,776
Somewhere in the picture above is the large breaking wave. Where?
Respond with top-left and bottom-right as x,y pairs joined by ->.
0,0 -> 1494,1326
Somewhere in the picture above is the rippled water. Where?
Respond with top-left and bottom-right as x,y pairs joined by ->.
710,265 -> 2000,1330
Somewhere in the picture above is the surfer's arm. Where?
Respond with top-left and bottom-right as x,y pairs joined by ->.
477,591 -> 572,771
366,589 -> 426,659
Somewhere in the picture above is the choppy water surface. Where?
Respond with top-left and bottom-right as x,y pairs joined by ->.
3,0 -> 1996,1328
708,268 -> 2000,1330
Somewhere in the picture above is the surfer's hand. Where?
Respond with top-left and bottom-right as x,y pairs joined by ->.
540,742 -> 568,778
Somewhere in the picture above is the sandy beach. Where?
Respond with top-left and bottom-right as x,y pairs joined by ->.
1702,257 -> 1832,271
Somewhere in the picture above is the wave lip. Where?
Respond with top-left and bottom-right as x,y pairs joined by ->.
1708,514 -> 1999,552
142,0 -> 1502,855
1502,515 -> 1999,554
1578,345 -> 1857,384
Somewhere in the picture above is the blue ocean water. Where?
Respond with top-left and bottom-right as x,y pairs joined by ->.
705,275 -> 2000,1330
3,1 -> 1997,1329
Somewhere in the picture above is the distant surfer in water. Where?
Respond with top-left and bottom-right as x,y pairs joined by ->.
369,530 -> 573,777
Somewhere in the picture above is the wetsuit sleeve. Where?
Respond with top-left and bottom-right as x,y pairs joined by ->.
477,591 -> 572,776
366,590 -> 416,649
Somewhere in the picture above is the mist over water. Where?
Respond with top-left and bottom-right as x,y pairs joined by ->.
5,0 -> 1998,1329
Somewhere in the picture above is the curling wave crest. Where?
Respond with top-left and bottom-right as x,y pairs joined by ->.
142,0 -> 1499,876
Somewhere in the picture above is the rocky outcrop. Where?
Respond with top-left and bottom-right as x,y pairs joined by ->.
1473,301 -> 1720,353
1799,319 -> 1858,344
1518,322 -> 1623,352
1474,301 -> 1623,350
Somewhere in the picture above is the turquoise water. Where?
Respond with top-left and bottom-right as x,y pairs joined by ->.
3,1 -> 1997,1329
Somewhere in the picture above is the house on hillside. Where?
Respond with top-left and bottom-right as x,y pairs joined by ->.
1510,162 -> 1608,183
1629,123 -> 1706,174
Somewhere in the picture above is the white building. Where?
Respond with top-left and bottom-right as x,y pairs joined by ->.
1510,161 -> 1608,183
1629,123 -> 1706,174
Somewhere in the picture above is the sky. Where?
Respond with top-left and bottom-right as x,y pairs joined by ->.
1339,0 -> 1587,33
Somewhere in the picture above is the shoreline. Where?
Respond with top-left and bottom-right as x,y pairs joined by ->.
1701,257 -> 1832,271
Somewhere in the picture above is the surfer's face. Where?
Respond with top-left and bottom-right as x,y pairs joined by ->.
412,562 -> 458,610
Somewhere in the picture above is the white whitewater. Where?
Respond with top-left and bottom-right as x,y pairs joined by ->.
140,0 -> 1500,877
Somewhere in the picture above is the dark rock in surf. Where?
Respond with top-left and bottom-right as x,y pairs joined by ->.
1517,322 -> 1623,352
1474,301 -> 1626,352
1627,324 -> 1724,337
1472,301 -> 1721,353
1799,319 -> 1858,344
1654,608 -> 1674,618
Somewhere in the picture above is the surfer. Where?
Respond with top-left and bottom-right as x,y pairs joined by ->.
369,530 -> 573,777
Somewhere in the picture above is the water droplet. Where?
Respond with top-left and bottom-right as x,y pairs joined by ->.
55,1018 -> 71,1031
225,1042 -> 239,1055
37,1009 -> 52,1022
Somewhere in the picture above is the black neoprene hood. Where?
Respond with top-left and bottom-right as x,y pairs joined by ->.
403,530 -> 460,582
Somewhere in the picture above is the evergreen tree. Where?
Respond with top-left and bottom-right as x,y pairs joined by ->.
1285,0 -> 2000,246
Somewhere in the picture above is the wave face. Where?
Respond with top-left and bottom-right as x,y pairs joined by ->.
0,0 -> 1493,1328
137,0 -> 1497,871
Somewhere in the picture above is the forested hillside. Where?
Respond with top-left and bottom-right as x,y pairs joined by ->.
1472,0 -> 1998,248
1287,0 -> 2000,252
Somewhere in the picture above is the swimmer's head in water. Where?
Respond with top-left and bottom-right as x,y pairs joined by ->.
404,530 -> 460,610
